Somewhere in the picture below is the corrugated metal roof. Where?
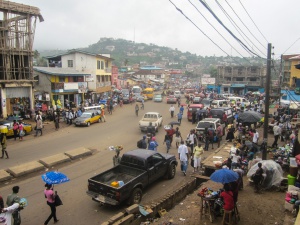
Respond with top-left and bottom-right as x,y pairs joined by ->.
33,67 -> 91,76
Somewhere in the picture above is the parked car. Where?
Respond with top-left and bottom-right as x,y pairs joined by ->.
74,110 -> 101,127
166,95 -> 177,104
193,96 -> 201,104
86,149 -> 178,205
0,120 -> 32,137
210,107 -> 235,124
195,118 -> 225,139
153,94 -> 163,102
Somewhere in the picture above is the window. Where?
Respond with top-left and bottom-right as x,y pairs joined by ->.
152,154 -> 163,165
250,67 -> 257,73
236,78 -> 244,81
96,75 -> 101,82
97,61 -> 100,69
59,76 -> 65,82
105,60 -> 108,68
249,78 -> 257,82
225,68 -> 232,73
101,61 -> 104,69
68,60 -> 73,68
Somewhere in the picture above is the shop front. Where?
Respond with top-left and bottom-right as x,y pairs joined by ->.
230,84 -> 246,95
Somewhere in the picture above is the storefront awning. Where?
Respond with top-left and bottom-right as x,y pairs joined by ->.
231,84 -> 245,88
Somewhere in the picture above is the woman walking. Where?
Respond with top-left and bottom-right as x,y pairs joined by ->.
18,122 -> 24,141
44,183 -> 59,225
13,120 -> 19,141
35,117 -> 43,136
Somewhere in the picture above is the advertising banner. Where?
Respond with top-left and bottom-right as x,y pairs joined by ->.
201,77 -> 215,85
78,82 -> 88,93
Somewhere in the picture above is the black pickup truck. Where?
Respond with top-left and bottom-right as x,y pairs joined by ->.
86,149 -> 178,206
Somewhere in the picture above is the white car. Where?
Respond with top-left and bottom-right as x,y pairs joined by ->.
139,112 -> 163,132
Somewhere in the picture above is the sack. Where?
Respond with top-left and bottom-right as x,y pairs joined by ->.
54,194 -> 63,207
19,130 -> 25,137
137,139 -> 143,148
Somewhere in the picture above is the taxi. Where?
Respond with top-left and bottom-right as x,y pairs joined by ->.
0,120 -> 32,136
73,110 -> 101,127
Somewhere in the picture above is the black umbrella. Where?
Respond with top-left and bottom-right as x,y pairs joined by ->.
238,111 -> 262,123
168,121 -> 180,126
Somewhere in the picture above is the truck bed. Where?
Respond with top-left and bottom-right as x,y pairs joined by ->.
90,165 -> 145,186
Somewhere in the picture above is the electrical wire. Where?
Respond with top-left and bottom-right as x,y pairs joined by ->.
282,37 -> 300,55
224,0 -> 267,52
168,0 -> 242,65
198,0 -> 263,58
187,0 -> 252,64
238,0 -> 269,43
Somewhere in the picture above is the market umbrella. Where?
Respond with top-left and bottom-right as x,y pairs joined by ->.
238,111 -> 262,123
42,171 -> 70,185
210,168 -> 239,183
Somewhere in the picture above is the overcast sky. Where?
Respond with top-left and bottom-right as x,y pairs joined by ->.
9,0 -> 300,59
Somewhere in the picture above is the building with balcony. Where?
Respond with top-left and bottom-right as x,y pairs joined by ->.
44,50 -> 114,104
282,54 -> 299,87
217,65 -> 266,95
33,67 -> 91,109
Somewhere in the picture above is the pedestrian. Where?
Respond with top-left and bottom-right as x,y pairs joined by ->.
65,110 -> 69,124
178,140 -> 189,176
44,183 -> 59,225
0,201 -> 21,225
113,149 -> 121,166
166,125 -> 175,146
252,129 -> 259,145
177,111 -> 182,125
101,108 -> 106,122
135,104 -> 139,116
222,112 -> 228,127
207,125 -> 215,149
192,143 -> 203,173
68,110 -> 74,125
137,135 -> 147,149
0,132 -> 8,159
18,122 -> 24,141
216,123 -> 223,148
251,162 -> 264,193
204,128 -> 210,151
174,127 -> 182,148
186,129 -> 195,153
226,124 -> 235,142
169,105 -> 175,118
35,116 -> 43,137
179,105 -> 184,115
6,186 -> 21,225
148,136 -> 158,151
163,132 -> 171,153
13,120 -> 19,141
272,123 -> 281,148
54,114 -> 59,130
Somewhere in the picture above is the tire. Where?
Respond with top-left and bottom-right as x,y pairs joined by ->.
127,188 -> 142,205
87,122 -> 90,127
168,164 -> 176,179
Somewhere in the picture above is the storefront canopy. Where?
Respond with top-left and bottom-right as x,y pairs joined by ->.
231,84 -> 245,88
33,67 -> 91,76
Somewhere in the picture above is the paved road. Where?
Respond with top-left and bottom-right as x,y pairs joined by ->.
0,97 -> 209,225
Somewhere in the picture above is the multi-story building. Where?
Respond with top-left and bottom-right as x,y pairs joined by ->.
217,65 -> 266,95
35,50 -> 114,107
281,54 -> 300,88
0,1 -> 43,117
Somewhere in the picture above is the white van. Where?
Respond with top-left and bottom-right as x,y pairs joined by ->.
211,100 -> 229,108
174,90 -> 181,98
228,97 -> 250,106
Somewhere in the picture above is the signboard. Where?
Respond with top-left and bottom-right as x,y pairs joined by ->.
64,83 -> 78,90
202,74 -> 211,78
78,82 -> 88,93
86,75 -> 94,82
201,77 -> 215,85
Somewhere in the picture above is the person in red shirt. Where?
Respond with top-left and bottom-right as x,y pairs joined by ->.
166,125 -> 175,146
222,112 -> 228,126
220,183 -> 235,211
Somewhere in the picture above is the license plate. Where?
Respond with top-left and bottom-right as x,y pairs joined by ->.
94,195 -> 105,202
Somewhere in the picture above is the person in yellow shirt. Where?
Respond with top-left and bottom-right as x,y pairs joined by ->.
192,143 -> 204,173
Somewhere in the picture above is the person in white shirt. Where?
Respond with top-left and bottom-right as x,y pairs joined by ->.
169,105 -> 175,118
186,130 -> 195,152
252,129 -> 259,144
272,123 -> 282,148
0,203 -> 20,225
178,140 -> 189,176
231,152 -> 241,170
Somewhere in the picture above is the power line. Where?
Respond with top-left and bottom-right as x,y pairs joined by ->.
187,0 -> 252,64
224,0 -> 267,51
282,37 -> 300,55
168,0 -> 240,64
215,0 -> 266,57
198,0 -> 263,58
238,0 -> 269,43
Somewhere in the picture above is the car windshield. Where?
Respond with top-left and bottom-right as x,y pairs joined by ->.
155,95 -> 162,98
201,99 -> 211,104
197,122 -> 214,129
81,113 -> 92,118
210,110 -> 223,118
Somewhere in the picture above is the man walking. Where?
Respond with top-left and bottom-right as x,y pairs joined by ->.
272,123 -> 282,148
178,140 -> 189,176
177,111 -> 182,125
169,105 -> 175,118
6,186 -> 21,225
34,117 -> 43,137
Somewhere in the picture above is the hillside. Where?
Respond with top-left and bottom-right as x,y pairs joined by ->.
38,37 -> 268,72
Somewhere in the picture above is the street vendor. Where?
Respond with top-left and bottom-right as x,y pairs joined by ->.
220,183 -> 235,211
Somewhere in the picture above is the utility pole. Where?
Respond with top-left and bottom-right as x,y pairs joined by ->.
262,43 -> 272,160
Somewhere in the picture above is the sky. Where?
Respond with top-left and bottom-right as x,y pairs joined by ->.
7,0 -> 300,59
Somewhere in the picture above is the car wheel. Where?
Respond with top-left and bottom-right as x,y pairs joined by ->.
168,163 -> 176,179
127,188 -> 142,205
87,122 -> 90,127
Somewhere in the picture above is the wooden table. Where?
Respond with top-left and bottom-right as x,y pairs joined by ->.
202,142 -> 233,176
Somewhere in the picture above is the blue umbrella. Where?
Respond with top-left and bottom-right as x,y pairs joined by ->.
42,171 -> 70,185
210,168 -> 239,183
